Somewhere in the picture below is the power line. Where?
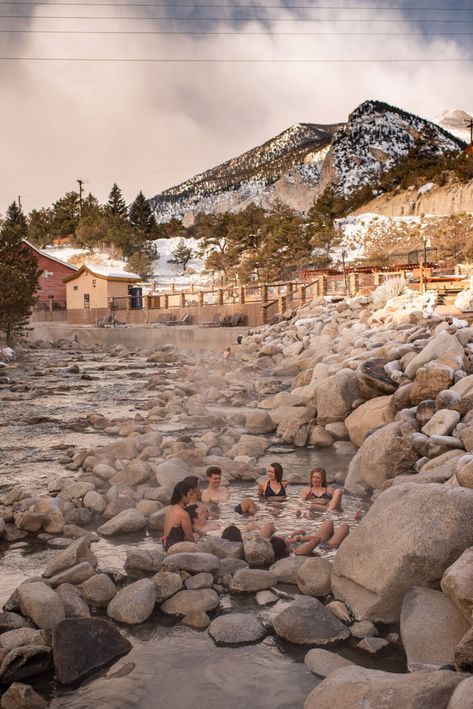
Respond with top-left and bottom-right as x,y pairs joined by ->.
2,28 -> 473,34
3,14 -> 473,21
0,56 -> 471,61
1,1 -> 472,7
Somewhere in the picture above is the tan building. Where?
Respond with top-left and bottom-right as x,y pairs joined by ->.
64,265 -> 141,310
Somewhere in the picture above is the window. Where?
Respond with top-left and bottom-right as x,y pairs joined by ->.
84,294 -> 90,309
73,286 -> 78,291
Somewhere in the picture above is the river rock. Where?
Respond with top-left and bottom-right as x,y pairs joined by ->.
208,613 -> 266,645
124,549 -> 165,573
81,574 -> 117,608
304,648 -> 354,678
422,410 -> 460,437
410,362 -> 455,405
198,538 -> 243,560
83,491 -> 107,515
160,589 -> 219,617
163,553 -> 220,575
42,537 -> 96,578
152,571 -> 184,603
356,359 -> 398,397
0,614 -> 32,633
415,399 -> 437,425
405,330 -> 465,379
345,396 -> 394,448
147,506 -> 168,531
0,628 -> 43,652
357,637 -> 390,654
98,509 -> 146,536
243,537 -> 275,568
219,558 -> 248,577
455,626 -> 473,672
56,583 -> 90,618
107,579 -> 156,625
185,572 -> 214,590
59,482 -> 95,502
102,497 -> 135,520
0,645 -> 52,684
304,667 -> 465,709
166,542 -> 198,555
230,569 -> 276,593
255,590 -> 278,606
326,601 -> 351,624
273,596 -> 350,646
181,611 -> 210,630
447,677 -> 473,709
155,458 -> 190,488
52,618 -> 132,684
332,484 -> 473,622
17,582 -> 65,630
48,562 -> 96,588
269,557 -> 307,584
350,621 -> 378,639
297,557 -> 332,597
441,547 -> 473,620
355,421 -> 418,489
314,370 -> 362,424
110,461 -> 153,487
0,682 -> 47,709
245,411 -> 276,434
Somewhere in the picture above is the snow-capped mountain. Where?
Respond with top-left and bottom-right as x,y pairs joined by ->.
150,100 -> 465,223
435,109 -> 473,142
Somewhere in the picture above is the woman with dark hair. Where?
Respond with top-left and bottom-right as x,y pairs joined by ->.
162,481 -> 195,551
258,462 -> 287,499
300,467 -> 342,511
221,525 -> 243,543
185,503 -> 219,535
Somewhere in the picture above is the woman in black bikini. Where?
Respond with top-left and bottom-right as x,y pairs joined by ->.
162,481 -> 195,552
300,467 -> 342,511
258,462 -> 287,499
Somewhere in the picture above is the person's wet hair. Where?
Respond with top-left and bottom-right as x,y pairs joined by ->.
221,525 -> 243,543
270,462 -> 283,483
170,480 -> 194,505
185,504 -> 199,522
206,466 -> 221,478
270,536 -> 289,561
182,475 -> 199,491
310,467 -> 327,487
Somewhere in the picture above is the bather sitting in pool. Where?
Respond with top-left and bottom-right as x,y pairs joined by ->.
255,519 -> 349,558
201,466 -> 229,504
186,503 -> 219,537
162,481 -> 195,552
300,467 -> 342,512
257,463 -> 287,499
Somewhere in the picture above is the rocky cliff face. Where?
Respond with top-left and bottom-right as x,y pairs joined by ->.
352,177 -> 473,218
150,100 -> 464,224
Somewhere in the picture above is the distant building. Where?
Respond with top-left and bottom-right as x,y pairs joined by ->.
64,264 -> 141,310
23,240 -> 78,309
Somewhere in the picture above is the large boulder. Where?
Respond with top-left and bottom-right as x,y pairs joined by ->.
314,370 -> 362,424
155,458 -> 190,488
124,549 -> 165,573
332,484 -> 473,622
0,682 -> 47,708
356,421 -> 418,489
297,558 -> 332,597
400,587 -> 470,671
42,537 -> 96,578
269,557 -> 307,584
17,582 -> 65,630
163,553 -> 220,575
273,596 -> 350,646
304,667 -> 465,709
404,330 -> 465,379
345,396 -> 394,448
356,359 -> 398,398
245,411 -> 276,434
81,574 -> 117,608
152,571 -> 184,603
208,613 -> 266,646
198,538 -> 243,560
0,645 -> 52,684
160,589 -> 219,617
230,569 -> 276,593
447,677 -> 473,709
107,579 -> 156,625
243,536 -> 275,568
410,363 -> 454,405
304,649 -> 354,678
441,547 -> 473,620
52,618 -> 132,684
98,509 -> 146,536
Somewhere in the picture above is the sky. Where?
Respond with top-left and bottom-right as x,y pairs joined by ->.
1,0 -> 473,215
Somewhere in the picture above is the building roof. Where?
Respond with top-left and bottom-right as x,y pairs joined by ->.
63,264 -> 141,283
23,240 -> 79,271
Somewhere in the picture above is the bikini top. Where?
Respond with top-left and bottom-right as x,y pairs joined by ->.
307,488 -> 332,500
264,481 -> 286,498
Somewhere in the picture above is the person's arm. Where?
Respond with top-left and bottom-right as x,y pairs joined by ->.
257,482 -> 265,498
293,534 -> 322,556
327,487 -> 342,511
300,487 -> 310,500
180,511 -> 195,543
201,490 -> 210,503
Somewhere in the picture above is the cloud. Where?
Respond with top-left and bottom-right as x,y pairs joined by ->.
1,0 -> 472,214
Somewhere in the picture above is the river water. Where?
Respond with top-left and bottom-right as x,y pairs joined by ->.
0,340 -> 406,707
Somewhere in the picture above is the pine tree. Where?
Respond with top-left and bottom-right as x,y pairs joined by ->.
0,220 -> 41,345
129,191 -> 157,235
50,192 -> 80,239
168,239 -> 193,272
107,183 -> 128,218
5,201 -> 27,239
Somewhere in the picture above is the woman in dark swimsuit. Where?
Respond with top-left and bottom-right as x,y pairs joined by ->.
300,467 -> 342,511
162,481 -> 195,552
258,462 -> 287,499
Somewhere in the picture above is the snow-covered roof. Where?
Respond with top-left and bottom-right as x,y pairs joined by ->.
63,264 -> 141,283
23,240 -> 78,271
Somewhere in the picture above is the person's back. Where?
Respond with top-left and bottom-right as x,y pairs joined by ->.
163,481 -> 195,551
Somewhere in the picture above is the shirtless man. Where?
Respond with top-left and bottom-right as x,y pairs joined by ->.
201,466 -> 229,503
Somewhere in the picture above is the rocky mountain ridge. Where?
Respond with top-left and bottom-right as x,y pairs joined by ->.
150,100 -> 465,224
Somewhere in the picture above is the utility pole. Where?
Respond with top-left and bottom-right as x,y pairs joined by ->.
77,179 -> 84,215
17,195 -> 22,210
466,118 -> 473,145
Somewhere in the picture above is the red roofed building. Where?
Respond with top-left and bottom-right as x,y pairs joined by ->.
23,240 -> 78,309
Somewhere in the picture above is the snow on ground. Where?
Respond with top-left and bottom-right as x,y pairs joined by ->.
337,212 -> 425,262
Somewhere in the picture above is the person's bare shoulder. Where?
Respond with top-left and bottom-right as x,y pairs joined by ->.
201,490 -> 210,502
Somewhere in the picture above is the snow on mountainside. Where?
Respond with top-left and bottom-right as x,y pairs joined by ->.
149,122 -> 341,222
150,101 -> 464,224
435,109 -> 473,142
327,101 -> 464,196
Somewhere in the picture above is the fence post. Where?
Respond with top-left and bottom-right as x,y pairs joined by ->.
298,285 -> 306,304
126,295 -> 131,311
217,289 -> 224,306
179,292 -> 186,309
278,295 -> 287,314
260,304 -> 268,325
318,275 -> 327,295
163,293 -> 169,310
373,272 -> 382,287
239,286 -> 245,304
349,273 -> 359,297
198,291 -> 204,307
261,285 -> 268,303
